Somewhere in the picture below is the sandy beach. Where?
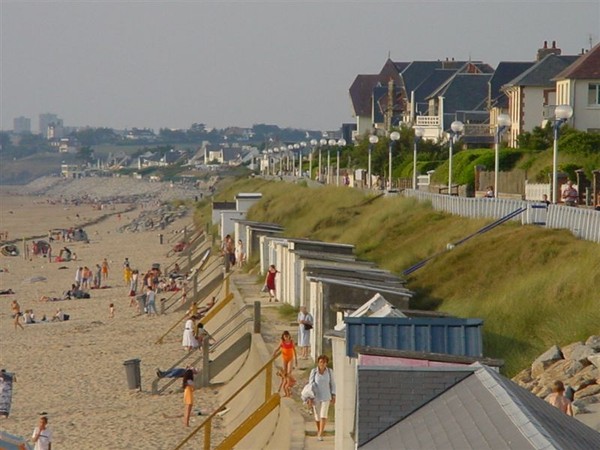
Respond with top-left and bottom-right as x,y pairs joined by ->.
0,189 -> 225,449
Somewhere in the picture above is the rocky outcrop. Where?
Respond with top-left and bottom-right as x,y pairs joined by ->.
513,336 -> 600,414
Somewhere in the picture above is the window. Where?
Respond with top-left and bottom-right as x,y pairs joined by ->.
588,83 -> 600,106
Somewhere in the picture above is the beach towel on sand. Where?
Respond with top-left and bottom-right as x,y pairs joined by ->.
0,371 -> 15,418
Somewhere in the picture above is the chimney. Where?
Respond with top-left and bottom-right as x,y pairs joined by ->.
537,40 -> 562,61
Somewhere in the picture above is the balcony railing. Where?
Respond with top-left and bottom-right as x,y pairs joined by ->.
414,116 -> 440,126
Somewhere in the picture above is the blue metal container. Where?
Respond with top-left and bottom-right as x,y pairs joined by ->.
344,316 -> 483,358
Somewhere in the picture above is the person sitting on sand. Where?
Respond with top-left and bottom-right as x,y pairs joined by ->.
51,308 -> 69,322
156,366 -> 198,379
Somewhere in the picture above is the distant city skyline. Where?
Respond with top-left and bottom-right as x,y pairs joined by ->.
1,1 -> 598,132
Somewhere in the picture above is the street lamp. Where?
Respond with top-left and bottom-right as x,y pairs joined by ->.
448,120 -> 464,195
552,104 -> 574,203
337,138 -> 346,185
327,139 -> 336,184
368,134 -> 379,189
319,138 -> 327,182
309,139 -> 317,179
293,143 -> 300,176
494,114 -> 512,198
388,131 -> 401,190
413,127 -> 424,189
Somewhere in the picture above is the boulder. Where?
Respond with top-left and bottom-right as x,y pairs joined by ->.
531,345 -> 563,378
512,367 -> 533,387
540,360 -> 585,385
561,342 -> 595,364
585,335 -> 600,351
588,354 -> 600,370
564,365 -> 600,391
574,384 -> 600,400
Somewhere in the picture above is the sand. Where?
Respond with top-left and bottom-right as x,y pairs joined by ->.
0,190 -> 224,449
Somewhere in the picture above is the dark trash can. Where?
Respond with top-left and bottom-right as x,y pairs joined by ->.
159,234 -> 163,245
124,358 -> 141,390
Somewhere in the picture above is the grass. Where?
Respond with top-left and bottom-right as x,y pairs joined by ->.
195,177 -> 600,377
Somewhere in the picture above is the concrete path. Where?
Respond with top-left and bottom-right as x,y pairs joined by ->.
230,270 -> 335,449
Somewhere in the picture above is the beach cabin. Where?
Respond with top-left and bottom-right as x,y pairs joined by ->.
354,361 -> 599,449
326,301 -> 486,450
235,192 -> 262,212
233,220 -> 283,263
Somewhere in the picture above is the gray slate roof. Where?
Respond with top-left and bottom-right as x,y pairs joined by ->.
357,366 -> 472,446
490,62 -> 535,105
428,73 -> 492,114
359,365 -> 600,449
504,54 -> 580,88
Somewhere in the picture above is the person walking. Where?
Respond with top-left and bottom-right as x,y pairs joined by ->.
31,415 -> 52,450
182,369 -> 195,427
264,265 -> 279,302
297,306 -> 313,359
307,355 -> 336,441
235,239 -> 245,268
273,330 -> 297,377
11,300 -> 24,330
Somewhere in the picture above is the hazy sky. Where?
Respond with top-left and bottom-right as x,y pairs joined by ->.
1,1 -> 599,132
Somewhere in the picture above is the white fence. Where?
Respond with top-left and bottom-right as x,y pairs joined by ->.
403,190 -> 600,244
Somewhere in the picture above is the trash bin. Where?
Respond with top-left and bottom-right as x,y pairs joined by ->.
123,358 -> 141,390
159,234 -> 163,245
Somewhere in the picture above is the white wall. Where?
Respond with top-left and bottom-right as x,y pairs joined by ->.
220,211 -> 246,240
572,80 -> 600,131
331,337 -> 357,450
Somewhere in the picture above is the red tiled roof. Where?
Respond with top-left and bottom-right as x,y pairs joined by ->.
554,42 -> 600,80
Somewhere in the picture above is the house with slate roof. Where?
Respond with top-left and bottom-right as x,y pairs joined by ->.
502,53 -> 580,147
553,42 -> 600,133
356,362 -> 600,449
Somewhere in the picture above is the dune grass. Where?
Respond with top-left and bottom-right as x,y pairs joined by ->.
197,177 -> 600,376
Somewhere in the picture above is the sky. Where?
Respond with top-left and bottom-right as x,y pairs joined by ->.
1,1 -> 599,133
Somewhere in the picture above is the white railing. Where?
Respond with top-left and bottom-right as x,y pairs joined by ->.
403,190 -> 600,243
415,116 -> 440,126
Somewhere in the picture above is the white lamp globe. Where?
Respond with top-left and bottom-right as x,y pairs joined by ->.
390,131 -> 401,141
451,121 -> 464,133
319,138 -> 327,146
555,104 -> 574,120
497,114 -> 511,127
337,138 -> 346,146
310,139 -> 318,146
369,135 -> 379,144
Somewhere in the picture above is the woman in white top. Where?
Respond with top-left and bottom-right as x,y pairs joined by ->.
235,240 -> 245,268
182,316 -> 198,352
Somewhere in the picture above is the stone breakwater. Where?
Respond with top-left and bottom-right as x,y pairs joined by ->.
513,335 -> 600,414
7,175 -> 215,203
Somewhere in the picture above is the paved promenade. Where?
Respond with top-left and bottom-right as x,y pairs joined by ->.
230,270 -> 335,449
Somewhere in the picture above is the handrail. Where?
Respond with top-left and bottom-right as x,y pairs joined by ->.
210,317 -> 253,353
173,351 -> 281,450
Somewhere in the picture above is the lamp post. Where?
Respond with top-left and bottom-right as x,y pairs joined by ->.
337,138 -> 346,185
413,127 -> 424,190
552,105 -> 574,203
327,139 -> 336,184
319,138 -> 327,182
494,114 -> 512,198
293,143 -> 300,176
299,142 -> 307,177
448,120 -> 464,195
388,131 -> 400,190
309,139 -> 317,179
368,134 -> 379,189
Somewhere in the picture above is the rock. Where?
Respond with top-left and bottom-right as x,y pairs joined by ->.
531,345 -> 563,378
533,385 -> 551,398
574,384 -> 600,400
540,360 -> 585,384
585,335 -> 600,351
561,342 -> 595,364
564,365 -> 600,391
589,354 -> 600,370
512,367 -> 533,387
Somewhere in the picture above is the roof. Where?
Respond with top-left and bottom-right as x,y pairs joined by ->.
344,316 -> 483,358
490,62 -> 536,102
400,61 -> 445,94
553,42 -> 600,80
504,54 -> 580,87
428,73 -> 493,113
413,68 -> 458,108
349,74 -> 383,117
356,365 -> 473,446
359,364 -> 600,449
